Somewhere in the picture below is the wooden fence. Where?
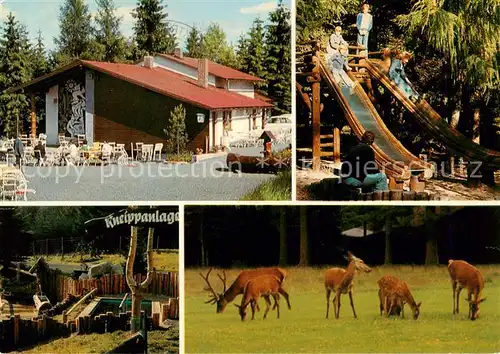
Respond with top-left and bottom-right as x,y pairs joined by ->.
41,271 -> 179,302
0,298 -> 179,352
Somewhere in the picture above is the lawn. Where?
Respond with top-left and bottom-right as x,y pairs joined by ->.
21,328 -> 178,353
240,170 -> 291,200
185,265 -> 500,353
29,249 -> 179,272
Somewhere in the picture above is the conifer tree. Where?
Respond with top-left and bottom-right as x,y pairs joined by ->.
244,18 -> 267,93
201,23 -> 238,68
0,13 -> 32,137
265,0 -> 291,113
132,0 -> 177,55
95,0 -> 127,62
54,0 -> 95,62
185,25 -> 203,58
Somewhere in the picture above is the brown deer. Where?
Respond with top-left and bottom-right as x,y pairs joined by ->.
325,251 -> 372,319
199,267 -> 289,313
447,259 -> 486,320
234,275 -> 291,321
377,275 -> 421,319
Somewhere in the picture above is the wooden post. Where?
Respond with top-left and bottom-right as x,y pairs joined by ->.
30,93 -> 36,139
13,315 -> 20,346
333,127 -> 340,163
311,73 -> 321,171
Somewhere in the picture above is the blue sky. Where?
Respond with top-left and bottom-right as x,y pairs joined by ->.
0,0 -> 290,51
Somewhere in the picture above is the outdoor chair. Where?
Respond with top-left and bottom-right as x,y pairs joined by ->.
1,175 -> 18,201
141,144 -> 153,161
101,150 -> 111,166
34,150 -> 45,166
134,142 -> 144,161
153,143 -> 163,161
76,134 -> 86,146
22,147 -> 37,166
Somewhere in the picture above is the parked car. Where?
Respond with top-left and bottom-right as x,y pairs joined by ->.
265,114 -> 292,132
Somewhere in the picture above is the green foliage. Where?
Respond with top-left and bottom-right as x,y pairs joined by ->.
296,0 -> 362,43
55,0 -> 95,61
94,0 -> 127,62
265,0 -> 291,114
164,104 -> 188,154
201,23 -> 238,68
132,0 -> 177,56
0,13 -> 32,137
185,25 -> 203,58
13,207 -> 104,239
239,18 -> 267,93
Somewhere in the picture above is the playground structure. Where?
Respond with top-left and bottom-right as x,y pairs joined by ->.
296,41 -> 500,197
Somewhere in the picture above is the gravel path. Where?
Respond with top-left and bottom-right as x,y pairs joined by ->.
23,155 -> 278,201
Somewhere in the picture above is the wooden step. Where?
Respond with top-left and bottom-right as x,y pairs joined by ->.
320,134 -> 334,139
320,142 -> 334,148
320,151 -> 333,157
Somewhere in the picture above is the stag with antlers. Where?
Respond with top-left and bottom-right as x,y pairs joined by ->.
199,267 -> 290,313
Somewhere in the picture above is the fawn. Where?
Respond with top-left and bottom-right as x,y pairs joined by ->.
199,267 -> 287,313
378,275 -> 421,319
234,275 -> 291,321
448,259 -> 486,320
325,251 -> 372,319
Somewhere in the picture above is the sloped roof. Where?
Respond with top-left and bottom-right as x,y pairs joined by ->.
11,60 -> 273,110
156,53 -> 264,82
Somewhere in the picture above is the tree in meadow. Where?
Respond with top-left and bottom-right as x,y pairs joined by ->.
185,25 -> 203,58
95,0 -> 127,62
54,0 -> 96,63
0,13 -> 32,137
132,0 -> 177,55
265,0 -> 292,113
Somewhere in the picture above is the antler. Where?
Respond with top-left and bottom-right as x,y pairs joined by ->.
199,268 -> 219,304
217,270 -> 227,293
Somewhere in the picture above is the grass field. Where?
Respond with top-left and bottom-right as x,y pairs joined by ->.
29,249 -> 179,271
185,265 -> 500,353
21,328 -> 178,353
240,171 -> 291,201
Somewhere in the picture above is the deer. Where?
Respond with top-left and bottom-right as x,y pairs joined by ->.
199,267 -> 290,313
324,251 -> 372,319
377,275 -> 421,319
234,275 -> 291,321
447,259 -> 486,320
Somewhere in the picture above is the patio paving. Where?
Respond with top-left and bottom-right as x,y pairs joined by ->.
21,145 -> 290,201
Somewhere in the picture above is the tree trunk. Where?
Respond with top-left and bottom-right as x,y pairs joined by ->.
199,208 -> 205,267
425,207 -> 439,265
279,207 -> 288,266
384,215 -> 392,265
299,207 -> 309,266
472,108 -> 480,144
126,226 -> 154,333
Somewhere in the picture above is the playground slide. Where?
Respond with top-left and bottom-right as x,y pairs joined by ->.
366,59 -> 500,170
318,59 -> 432,177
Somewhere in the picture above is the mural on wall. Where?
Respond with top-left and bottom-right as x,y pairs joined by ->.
58,79 -> 86,136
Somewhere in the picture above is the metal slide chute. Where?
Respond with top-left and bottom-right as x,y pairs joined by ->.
365,59 -> 500,170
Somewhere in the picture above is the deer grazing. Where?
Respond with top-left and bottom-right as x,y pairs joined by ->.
377,275 -> 421,319
324,251 -> 372,319
235,275 -> 291,321
199,267 -> 289,313
447,259 -> 486,320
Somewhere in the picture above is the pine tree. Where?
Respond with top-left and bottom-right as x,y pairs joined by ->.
185,25 -> 203,58
265,0 -> 291,114
95,0 -> 127,62
244,18 -> 267,92
31,30 -> 48,78
132,0 -> 177,55
236,33 -> 249,70
201,23 -> 238,68
0,13 -> 32,137
163,104 -> 188,154
54,0 -> 95,62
